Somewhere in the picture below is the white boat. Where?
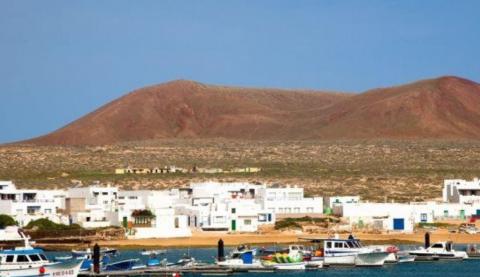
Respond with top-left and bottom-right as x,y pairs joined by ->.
72,247 -> 117,256
1,260 -> 83,277
300,235 -> 390,266
217,246 -> 263,269
366,245 -> 399,263
0,231 -> 83,277
409,241 -> 468,260
141,249 -> 166,256
272,262 -> 306,270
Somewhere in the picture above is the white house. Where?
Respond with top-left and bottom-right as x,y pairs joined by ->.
66,185 -> 119,228
0,181 -> 67,226
443,178 -> 480,207
178,182 -> 275,232
341,202 -> 433,233
256,186 -> 323,217
118,190 -> 191,239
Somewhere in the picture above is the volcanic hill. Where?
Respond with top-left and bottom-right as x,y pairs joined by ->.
23,76 -> 480,145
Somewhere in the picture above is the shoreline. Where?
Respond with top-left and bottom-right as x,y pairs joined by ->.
36,231 -> 480,251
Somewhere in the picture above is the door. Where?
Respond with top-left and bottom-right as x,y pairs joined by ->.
460,210 -> 465,219
393,218 -> 404,230
231,220 -> 236,231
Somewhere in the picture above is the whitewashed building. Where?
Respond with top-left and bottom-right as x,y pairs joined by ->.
0,181 -> 67,226
118,190 -> 191,239
256,186 -> 323,217
443,178 -> 480,206
178,182 -> 275,232
66,185 -> 119,228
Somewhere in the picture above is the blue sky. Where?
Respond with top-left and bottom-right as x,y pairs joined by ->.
1,0 -> 479,143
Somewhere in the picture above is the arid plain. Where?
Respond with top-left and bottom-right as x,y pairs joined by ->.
2,139 -> 480,202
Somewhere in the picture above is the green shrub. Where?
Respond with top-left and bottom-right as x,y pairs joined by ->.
0,214 -> 17,229
25,218 -> 82,231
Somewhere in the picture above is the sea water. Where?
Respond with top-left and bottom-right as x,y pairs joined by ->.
46,246 -> 480,276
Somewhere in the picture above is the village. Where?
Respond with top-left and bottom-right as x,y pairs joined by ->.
0,178 -> 479,240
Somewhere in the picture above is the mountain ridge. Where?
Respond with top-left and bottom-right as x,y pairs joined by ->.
21,76 -> 480,145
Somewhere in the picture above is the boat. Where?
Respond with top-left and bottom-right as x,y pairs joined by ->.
72,247 -> 118,257
141,249 -> 167,256
466,244 -> 480,259
261,245 -> 307,270
217,247 -> 264,269
104,258 -> 140,271
299,235 -> 390,266
272,262 -> 306,270
0,231 -> 83,277
366,245 -> 399,263
0,259 -> 83,277
409,241 -> 469,260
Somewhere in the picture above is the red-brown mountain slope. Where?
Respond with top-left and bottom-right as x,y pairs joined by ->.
23,76 -> 480,145
25,80 -> 349,145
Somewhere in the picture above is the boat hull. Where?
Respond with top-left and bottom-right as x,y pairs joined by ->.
355,252 -> 389,267
0,260 -> 82,277
273,262 -> 306,270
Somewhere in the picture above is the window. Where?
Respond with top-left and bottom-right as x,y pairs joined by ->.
244,219 -> 252,225
102,192 -> 108,195
17,255 -> 29,262
29,255 -> 41,262
334,242 -> 343,248
6,255 -> 14,262
175,217 -> 179,228
326,242 -> 332,249
231,208 -> 236,214
86,217 -> 91,222
40,254 -> 48,261
431,244 -> 443,248
420,213 -> 428,223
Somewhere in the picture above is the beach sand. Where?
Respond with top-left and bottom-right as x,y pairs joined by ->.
41,230 -> 479,250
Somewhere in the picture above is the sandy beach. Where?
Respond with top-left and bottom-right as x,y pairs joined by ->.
35,230 -> 480,250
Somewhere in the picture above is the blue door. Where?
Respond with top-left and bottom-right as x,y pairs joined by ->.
393,218 -> 404,230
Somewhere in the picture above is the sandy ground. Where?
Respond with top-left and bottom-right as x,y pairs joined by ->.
58,230 -> 478,250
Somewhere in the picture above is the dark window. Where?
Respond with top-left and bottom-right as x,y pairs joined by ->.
6,255 -> 14,262
334,242 -> 343,248
231,208 -> 236,214
40,254 -> 48,261
326,242 -> 332,248
29,255 -> 41,262
17,255 -> 29,262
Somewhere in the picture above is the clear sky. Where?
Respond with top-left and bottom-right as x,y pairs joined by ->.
1,0 -> 479,143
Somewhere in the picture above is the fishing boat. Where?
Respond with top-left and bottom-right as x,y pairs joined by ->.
300,235 -> 389,266
366,245 -> 399,263
217,246 -> 263,269
0,259 -> 83,277
0,232 -> 83,277
261,245 -> 307,270
409,241 -> 469,260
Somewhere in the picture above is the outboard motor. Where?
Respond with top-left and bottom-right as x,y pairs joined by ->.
217,239 -> 225,262
424,232 -> 430,249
